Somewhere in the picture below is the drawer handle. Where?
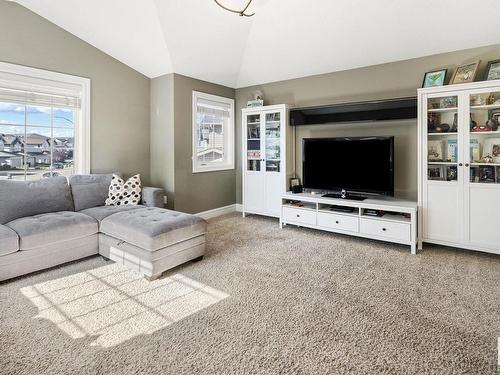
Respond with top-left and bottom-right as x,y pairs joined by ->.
382,228 -> 387,231
335,221 -> 339,224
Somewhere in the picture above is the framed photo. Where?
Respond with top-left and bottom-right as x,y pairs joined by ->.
428,140 -> 444,161
428,166 -> 445,181
484,59 -> 500,81
483,138 -> 500,163
422,69 -> 447,88
451,61 -> 480,84
290,177 -> 300,187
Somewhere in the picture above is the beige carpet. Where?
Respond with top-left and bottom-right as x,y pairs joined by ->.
1,213 -> 499,374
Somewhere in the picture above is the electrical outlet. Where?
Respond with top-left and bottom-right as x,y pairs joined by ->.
163,195 -> 168,205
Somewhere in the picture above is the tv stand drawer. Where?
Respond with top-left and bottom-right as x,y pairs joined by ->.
282,207 -> 316,225
359,218 -> 410,242
317,212 -> 359,232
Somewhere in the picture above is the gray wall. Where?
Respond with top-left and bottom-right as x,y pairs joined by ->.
0,1 -> 151,184
150,73 -> 236,214
236,44 -> 500,202
173,74 -> 236,214
150,74 -> 175,208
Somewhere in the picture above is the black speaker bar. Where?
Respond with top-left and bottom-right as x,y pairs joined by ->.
289,97 -> 417,126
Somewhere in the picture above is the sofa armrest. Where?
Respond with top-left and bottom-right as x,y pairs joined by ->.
141,187 -> 165,208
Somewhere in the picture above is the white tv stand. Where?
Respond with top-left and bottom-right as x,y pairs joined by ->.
280,192 -> 418,254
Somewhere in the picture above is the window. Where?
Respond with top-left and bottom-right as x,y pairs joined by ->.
192,91 -> 234,173
0,62 -> 90,181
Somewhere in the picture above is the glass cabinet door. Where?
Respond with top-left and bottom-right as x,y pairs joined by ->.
468,90 -> 500,184
246,113 -> 261,172
264,112 -> 280,172
426,95 -> 459,182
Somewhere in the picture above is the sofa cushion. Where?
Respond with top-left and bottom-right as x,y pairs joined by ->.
0,176 -> 74,225
105,174 -> 142,206
6,211 -> 98,251
68,174 -> 114,211
79,204 -> 145,223
0,225 -> 19,256
100,207 -> 206,251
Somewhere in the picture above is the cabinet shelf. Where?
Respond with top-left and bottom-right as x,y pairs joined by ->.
428,132 -> 458,136
427,162 -> 457,165
470,104 -> 500,110
361,213 -> 411,224
469,130 -> 500,135
470,162 -> 500,166
248,138 -> 260,140
428,107 -> 458,113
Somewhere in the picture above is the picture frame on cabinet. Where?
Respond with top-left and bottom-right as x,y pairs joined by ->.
422,69 -> 447,88
446,166 -> 458,181
482,138 -> 500,163
479,166 -> 495,183
248,126 -> 259,139
484,59 -> 500,81
428,140 -> 444,161
451,61 -> 480,84
428,166 -> 445,180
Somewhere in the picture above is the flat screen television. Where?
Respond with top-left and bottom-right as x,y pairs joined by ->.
302,136 -> 394,196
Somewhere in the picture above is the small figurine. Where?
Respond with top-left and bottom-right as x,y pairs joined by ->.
470,114 -> 477,131
487,94 -> 495,105
485,118 -> 499,131
480,154 -> 494,163
435,123 -> 450,133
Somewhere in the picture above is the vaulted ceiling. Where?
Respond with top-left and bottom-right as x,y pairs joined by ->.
11,0 -> 500,88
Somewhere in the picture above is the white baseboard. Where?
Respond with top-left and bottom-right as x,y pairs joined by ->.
235,203 -> 243,212
196,204 -> 238,220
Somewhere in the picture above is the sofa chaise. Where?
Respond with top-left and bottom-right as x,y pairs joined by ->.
0,175 -> 206,282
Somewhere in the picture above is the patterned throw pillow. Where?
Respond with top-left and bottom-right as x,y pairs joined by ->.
105,174 -> 142,206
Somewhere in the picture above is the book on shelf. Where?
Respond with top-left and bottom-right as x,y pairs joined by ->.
470,139 -> 480,162
447,139 -> 457,163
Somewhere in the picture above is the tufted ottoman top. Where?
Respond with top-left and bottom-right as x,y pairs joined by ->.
100,207 -> 207,251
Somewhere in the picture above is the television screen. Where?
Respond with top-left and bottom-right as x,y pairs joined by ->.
302,137 -> 394,196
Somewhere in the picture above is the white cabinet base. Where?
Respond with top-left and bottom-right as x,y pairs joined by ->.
280,192 -> 418,254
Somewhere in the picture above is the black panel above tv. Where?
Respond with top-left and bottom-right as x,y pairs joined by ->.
289,97 -> 417,126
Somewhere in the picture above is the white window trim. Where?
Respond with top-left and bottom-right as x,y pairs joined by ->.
192,91 -> 235,173
0,61 -> 91,174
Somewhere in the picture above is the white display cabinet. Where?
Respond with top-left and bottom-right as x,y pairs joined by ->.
418,79 -> 500,255
242,104 -> 292,218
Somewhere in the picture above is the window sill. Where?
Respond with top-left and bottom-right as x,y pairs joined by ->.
192,164 -> 235,174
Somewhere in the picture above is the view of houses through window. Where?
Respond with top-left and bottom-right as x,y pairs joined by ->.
0,102 -> 75,181
192,91 -> 234,173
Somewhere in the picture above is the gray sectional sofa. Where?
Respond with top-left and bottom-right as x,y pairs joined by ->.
0,175 -> 207,282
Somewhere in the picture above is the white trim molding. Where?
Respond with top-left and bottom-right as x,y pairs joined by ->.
196,204 -> 238,220
0,61 -> 91,174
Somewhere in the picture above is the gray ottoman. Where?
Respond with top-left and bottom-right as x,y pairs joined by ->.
99,207 -> 207,280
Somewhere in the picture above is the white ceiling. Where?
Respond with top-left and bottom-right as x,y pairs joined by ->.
12,0 -> 500,88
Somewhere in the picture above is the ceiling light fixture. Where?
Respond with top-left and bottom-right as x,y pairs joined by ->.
214,0 -> 255,17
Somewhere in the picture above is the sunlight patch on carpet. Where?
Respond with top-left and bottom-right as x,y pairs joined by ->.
20,263 -> 228,348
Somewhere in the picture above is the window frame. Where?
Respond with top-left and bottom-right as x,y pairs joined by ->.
192,91 -> 235,173
0,62 -> 91,175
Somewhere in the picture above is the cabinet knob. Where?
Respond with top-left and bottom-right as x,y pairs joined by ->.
382,228 -> 387,231
335,221 -> 339,224
459,163 -> 463,166
465,163 -> 469,167
296,214 -> 300,217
